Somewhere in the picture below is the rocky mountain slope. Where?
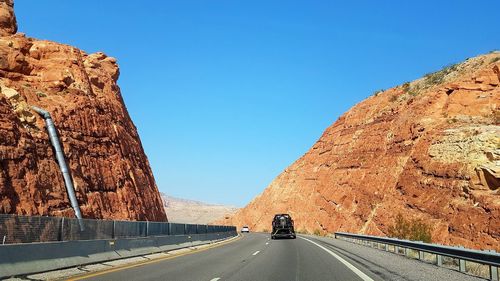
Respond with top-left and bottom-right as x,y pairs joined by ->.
160,193 -> 238,224
0,0 -> 166,221
219,52 -> 500,251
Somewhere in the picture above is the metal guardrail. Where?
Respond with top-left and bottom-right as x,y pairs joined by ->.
335,232 -> 500,281
0,214 -> 236,245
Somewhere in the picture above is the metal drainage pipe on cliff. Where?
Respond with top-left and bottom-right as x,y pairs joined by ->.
31,106 -> 85,231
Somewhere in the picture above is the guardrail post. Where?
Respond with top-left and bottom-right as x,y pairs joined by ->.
436,254 -> 442,266
146,221 -> 149,237
459,259 -> 466,273
418,250 -> 424,260
490,266 -> 499,281
184,224 -> 187,235
112,220 -> 115,239
168,223 -> 171,235
59,217 -> 64,241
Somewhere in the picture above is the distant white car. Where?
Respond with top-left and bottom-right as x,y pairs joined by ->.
241,226 -> 250,233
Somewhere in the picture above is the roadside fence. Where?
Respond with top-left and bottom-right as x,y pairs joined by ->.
0,213 -> 235,244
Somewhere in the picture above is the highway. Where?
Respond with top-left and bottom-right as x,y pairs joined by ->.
70,233 -> 484,281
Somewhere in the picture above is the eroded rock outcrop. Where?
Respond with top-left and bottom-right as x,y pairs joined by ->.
0,1 -> 167,221
0,0 -> 16,37
219,53 -> 500,251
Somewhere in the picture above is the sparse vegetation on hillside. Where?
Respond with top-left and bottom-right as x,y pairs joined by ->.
423,63 -> 459,86
387,213 -> 432,243
313,229 -> 322,236
397,63 -> 461,99
383,56 -> 488,103
407,89 -> 418,97
373,89 -> 384,96
398,82 -> 418,98
401,82 -> 410,91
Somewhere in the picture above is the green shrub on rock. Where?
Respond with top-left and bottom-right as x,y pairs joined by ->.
387,213 -> 432,243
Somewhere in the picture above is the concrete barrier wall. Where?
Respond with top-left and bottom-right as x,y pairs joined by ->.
0,231 -> 237,278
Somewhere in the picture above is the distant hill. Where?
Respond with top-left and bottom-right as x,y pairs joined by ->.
160,193 -> 238,224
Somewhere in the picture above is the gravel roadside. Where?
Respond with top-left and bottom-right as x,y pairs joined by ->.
305,235 -> 486,281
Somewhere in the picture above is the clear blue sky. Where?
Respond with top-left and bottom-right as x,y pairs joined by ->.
15,1 -> 499,207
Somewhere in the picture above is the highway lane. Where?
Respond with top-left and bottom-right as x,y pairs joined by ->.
72,233 -> 376,281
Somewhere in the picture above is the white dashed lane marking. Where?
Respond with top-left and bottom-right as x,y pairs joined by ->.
252,251 -> 260,256
299,237 -> 374,281
209,278 -> 221,281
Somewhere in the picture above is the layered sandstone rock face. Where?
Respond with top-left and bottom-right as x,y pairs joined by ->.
0,0 -> 16,37
220,53 -> 500,250
0,1 -> 167,221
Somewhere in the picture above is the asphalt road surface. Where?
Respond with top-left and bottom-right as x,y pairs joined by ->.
70,233 -> 484,281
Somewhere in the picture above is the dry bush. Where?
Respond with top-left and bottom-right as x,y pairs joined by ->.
387,213 -> 432,243
297,229 -> 309,235
389,94 -> 398,102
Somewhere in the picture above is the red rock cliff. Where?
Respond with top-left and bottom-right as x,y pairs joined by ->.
0,1 -> 167,221
220,53 -> 500,251
0,0 -> 16,37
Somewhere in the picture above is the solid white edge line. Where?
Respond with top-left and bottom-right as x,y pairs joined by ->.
252,250 -> 260,256
299,237 -> 374,281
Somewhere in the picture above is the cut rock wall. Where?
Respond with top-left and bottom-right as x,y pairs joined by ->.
0,1 -> 167,221
220,53 -> 500,251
